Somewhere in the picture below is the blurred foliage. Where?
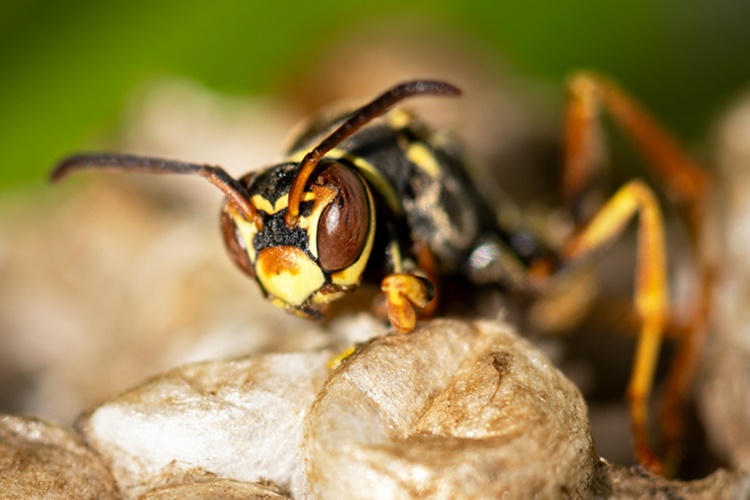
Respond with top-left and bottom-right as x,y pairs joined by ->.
1,0 -> 750,190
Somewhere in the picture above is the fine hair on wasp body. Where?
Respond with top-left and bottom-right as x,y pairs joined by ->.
52,76 -> 712,474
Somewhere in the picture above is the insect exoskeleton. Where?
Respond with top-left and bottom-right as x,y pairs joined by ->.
220,160 -> 376,318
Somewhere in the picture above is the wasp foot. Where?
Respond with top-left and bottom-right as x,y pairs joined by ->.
381,273 -> 435,333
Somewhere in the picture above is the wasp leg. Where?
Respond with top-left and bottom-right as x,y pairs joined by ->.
374,221 -> 438,332
564,71 -> 711,235
658,266 -> 715,471
381,273 -> 435,333
564,71 -> 714,474
561,179 -> 667,473
412,242 -> 440,318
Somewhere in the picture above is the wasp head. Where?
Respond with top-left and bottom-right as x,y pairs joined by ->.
221,160 -> 375,318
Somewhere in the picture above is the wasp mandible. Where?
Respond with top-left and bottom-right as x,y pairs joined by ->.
52,75 -> 712,474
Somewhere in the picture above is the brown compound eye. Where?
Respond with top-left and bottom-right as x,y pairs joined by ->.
314,162 -> 370,272
220,208 -> 255,278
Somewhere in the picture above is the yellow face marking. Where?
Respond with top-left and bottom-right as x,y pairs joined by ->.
256,246 -> 325,307
251,192 -> 315,216
228,207 -> 260,263
250,195 -> 276,215
406,142 -> 441,179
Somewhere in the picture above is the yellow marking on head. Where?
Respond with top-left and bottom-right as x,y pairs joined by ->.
250,195 -> 276,215
256,246 -> 325,307
297,184 -> 338,260
251,192 -> 315,216
228,207 -> 260,263
330,180 -> 376,287
406,142 -> 441,179
287,148 -> 402,216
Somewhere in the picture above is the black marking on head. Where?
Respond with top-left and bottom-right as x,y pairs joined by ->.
246,162 -> 299,203
252,211 -> 310,253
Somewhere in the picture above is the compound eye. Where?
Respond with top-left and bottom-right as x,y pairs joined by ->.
314,162 -> 370,272
220,209 -> 255,278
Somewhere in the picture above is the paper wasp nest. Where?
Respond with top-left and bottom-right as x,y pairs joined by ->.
74,319 -> 601,498
297,320 -> 596,498
0,415 -> 118,499
5,319 -> 748,498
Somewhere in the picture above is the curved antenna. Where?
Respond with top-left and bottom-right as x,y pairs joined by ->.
284,80 -> 462,227
51,153 -> 262,227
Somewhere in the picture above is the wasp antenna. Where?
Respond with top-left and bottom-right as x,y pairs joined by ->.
51,153 -> 262,227
284,80 -> 462,227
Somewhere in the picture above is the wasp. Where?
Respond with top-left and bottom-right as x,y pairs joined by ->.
52,76 -> 712,474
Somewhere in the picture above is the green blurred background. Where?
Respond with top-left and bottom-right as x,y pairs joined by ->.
2,0 -> 749,190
